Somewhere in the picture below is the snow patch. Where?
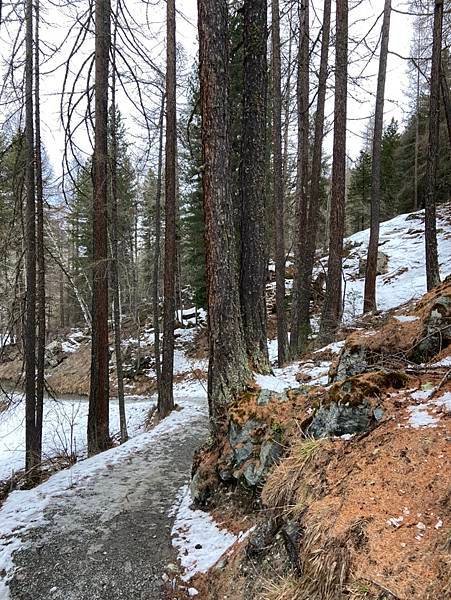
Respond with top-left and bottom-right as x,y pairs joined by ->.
394,315 -> 419,323
171,485 -> 238,581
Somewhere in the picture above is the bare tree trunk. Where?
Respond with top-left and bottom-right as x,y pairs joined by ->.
153,94 -> 165,391
318,0 -> 348,345
441,63 -> 451,150
282,7 -> 293,190
88,0 -> 111,455
363,0 -> 392,313
414,62 -> 420,211
198,0 -> 250,430
25,0 -> 38,473
424,0 -> 443,291
35,0 -> 45,464
110,23 -> 127,444
294,0 -> 331,355
239,0 -> 269,373
271,0 -> 288,367
159,0 -> 176,418
59,269 -> 66,328
290,0 -> 310,357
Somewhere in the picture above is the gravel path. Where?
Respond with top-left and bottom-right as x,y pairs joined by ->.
5,398 -> 208,600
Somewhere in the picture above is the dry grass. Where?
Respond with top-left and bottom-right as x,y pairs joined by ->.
258,522 -> 355,600
261,437 -> 322,516
258,573 -> 303,600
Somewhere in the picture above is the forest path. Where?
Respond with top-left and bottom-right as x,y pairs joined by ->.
5,397 -> 208,600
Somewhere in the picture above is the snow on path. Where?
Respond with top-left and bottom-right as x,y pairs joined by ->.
0,396 -> 208,600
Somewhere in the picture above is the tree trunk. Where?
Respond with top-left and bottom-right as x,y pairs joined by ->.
25,0 -> 38,473
290,0 -> 310,357
271,0 -> 288,367
110,29 -> 128,444
363,0 -> 392,313
239,0 -> 269,373
318,0 -> 348,345
293,0 -> 331,355
153,94 -> 165,391
198,0 -> 250,430
159,0 -> 176,418
424,0 -> 443,291
88,0 -> 111,455
35,0 -> 45,464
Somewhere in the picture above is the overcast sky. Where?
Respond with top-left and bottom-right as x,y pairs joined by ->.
0,0 -> 418,183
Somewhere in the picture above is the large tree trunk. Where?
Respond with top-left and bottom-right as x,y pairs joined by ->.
198,0 -> 250,430
293,0 -> 331,355
35,0 -> 45,464
159,0 -> 176,418
88,0 -> 111,455
25,0 -> 38,473
271,0 -> 288,367
424,0 -> 443,291
290,0 -> 310,357
318,0 -> 348,345
239,0 -> 269,373
153,94 -> 165,391
110,32 -> 128,444
363,0 -> 392,313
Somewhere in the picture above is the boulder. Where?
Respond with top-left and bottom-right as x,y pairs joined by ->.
358,251 -> 389,277
308,400 -> 382,438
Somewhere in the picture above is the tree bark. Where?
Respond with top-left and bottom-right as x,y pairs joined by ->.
293,0 -> 331,355
198,0 -> 250,430
363,0 -> 392,313
88,0 -> 111,455
239,0 -> 269,373
25,0 -> 38,473
441,63 -> 451,150
424,0 -> 443,291
110,28 -> 128,444
290,0 -> 310,357
35,0 -> 45,464
153,94 -> 165,391
159,0 -> 176,418
318,0 -> 348,345
271,0 -> 288,367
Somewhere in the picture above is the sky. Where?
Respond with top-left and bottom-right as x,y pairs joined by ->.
0,0 -> 418,184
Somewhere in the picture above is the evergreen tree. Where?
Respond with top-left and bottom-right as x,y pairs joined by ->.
380,118 -> 401,220
346,150 -> 372,234
179,74 -> 206,308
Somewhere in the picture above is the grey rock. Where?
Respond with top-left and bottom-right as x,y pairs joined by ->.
233,441 -> 254,467
334,345 -> 369,382
358,251 -> 389,277
308,401 -> 380,438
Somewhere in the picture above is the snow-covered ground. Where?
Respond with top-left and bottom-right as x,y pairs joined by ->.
0,393 -> 154,482
171,486 -> 241,583
333,206 -> 451,321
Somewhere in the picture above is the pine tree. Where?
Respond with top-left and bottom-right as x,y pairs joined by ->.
380,118 -> 401,220
346,150 -> 372,235
87,0 -> 111,456
180,75 -> 206,309
198,0 -> 250,428
240,0 -> 270,373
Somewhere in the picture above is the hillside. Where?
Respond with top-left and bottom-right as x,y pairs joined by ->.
1,206 -> 450,600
